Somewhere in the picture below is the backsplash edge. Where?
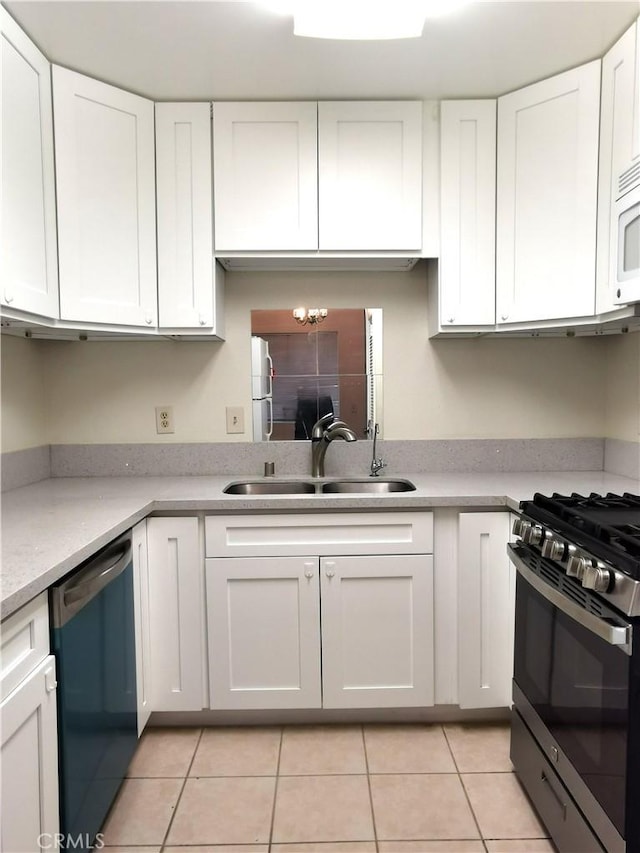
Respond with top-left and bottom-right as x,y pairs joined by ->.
1,445 -> 51,492
604,438 -> 640,482
44,438 -> 606,479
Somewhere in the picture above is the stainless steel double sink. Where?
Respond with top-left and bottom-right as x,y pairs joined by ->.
223,478 -> 416,495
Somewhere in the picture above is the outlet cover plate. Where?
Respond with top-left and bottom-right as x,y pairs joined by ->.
226,406 -> 244,434
155,406 -> 174,434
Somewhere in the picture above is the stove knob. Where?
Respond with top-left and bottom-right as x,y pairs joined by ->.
512,518 -> 527,537
522,524 -> 543,546
566,555 -> 588,580
541,537 -> 565,561
582,565 -> 612,593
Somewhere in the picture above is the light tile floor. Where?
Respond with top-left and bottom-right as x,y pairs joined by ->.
100,722 -> 556,853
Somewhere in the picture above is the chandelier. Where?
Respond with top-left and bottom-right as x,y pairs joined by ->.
292,307 -> 328,325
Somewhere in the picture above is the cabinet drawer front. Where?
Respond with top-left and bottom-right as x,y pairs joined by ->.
1,593 -> 50,700
205,512 -> 433,557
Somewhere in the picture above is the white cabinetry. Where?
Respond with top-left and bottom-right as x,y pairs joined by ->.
146,517 -> 204,711
132,520 -> 151,734
205,512 -> 434,711
320,554 -> 433,709
457,512 -> 514,709
597,20 -> 640,311
207,556 -> 321,710
318,101 -> 422,250
212,100 -> 422,254
496,60 -> 601,325
213,101 -> 318,251
1,7 -> 59,318
155,102 -> 225,336
439,100 -> 496,329
53,65 -> 157,327
1,593 -> 59,852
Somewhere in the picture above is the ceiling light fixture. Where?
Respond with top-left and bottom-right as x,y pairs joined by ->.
263,0 -> 471,40
293,307 -> 328,325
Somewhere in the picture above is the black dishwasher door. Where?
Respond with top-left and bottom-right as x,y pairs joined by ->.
51,531 -> 137,852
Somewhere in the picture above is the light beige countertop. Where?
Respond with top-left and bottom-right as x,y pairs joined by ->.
2,470 -> 638,620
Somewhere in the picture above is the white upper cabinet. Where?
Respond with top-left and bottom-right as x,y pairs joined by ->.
597,20 -> 640,312
496,60 -> 601,324
212,100 -> 422,253
156,102 -> 225,336
1,8 -> 59,318
213,101 -> 318,251
318,101 -> 422,250
439,100 -> 496,328
53,66 -> 157,326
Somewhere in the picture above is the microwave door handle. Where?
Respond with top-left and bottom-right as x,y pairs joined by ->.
508,545 -> 632,654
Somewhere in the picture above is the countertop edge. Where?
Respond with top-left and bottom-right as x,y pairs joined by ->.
3,470 -> 636,621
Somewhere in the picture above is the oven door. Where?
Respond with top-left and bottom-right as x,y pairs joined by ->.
510,544 -> 631,848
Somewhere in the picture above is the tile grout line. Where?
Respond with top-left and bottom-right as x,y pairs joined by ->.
442,724 -> 487,845
362,723 -> 380,852
158,727 -> 205,853
267,725 -> 284,852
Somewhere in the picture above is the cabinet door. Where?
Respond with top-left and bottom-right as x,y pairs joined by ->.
206,556 -> 321,710
53,65 -> 157,326
1,655 -> 59,852
146,517 -> 204,712
439,100 -> 496,327
496,60 -> 601,323
132,520 -> 151,734
457,512 -> 514,709
156,102 -> 224,335
213,101 -> 318,251
318,101 -> 422,250
1,8 -> 59,318
320,554 -> 433,709
597,21 -> 640,311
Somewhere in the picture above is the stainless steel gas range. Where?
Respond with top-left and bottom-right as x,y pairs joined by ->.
508,492 -> 640,853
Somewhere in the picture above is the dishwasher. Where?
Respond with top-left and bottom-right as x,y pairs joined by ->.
51,530 -> 137,851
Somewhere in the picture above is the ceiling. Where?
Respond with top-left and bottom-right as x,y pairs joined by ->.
4,0 -> 639,101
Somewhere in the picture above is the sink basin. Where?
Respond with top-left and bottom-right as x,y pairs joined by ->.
223,480 -> 316,495
321,478 -> 416,494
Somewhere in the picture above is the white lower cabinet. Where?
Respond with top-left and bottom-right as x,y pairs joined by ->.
207,556 -> 321,710
146,516 -> 205,711
320,555 -> 433,709
1,594 -> 59,852
205,512 -> 434,711
457,511 -> 515,709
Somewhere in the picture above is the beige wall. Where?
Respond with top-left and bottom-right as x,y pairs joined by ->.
1,334 -> 48,452
604,331 -> 640,442
2,266 -> 637,451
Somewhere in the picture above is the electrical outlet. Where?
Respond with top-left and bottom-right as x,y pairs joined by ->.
155,406 -> 174,434
226,406 -> 244,434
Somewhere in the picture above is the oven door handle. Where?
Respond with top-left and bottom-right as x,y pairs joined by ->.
508,545 -> 632,654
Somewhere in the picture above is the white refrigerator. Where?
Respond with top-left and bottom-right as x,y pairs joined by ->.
251,336 -> 273,441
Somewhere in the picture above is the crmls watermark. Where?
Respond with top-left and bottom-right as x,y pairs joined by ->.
38,833 -> 105,850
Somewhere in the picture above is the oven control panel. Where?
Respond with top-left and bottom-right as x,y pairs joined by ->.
510,515 -> 640,616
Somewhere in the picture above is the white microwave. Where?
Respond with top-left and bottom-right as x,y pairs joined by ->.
612,162 -> 640,304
